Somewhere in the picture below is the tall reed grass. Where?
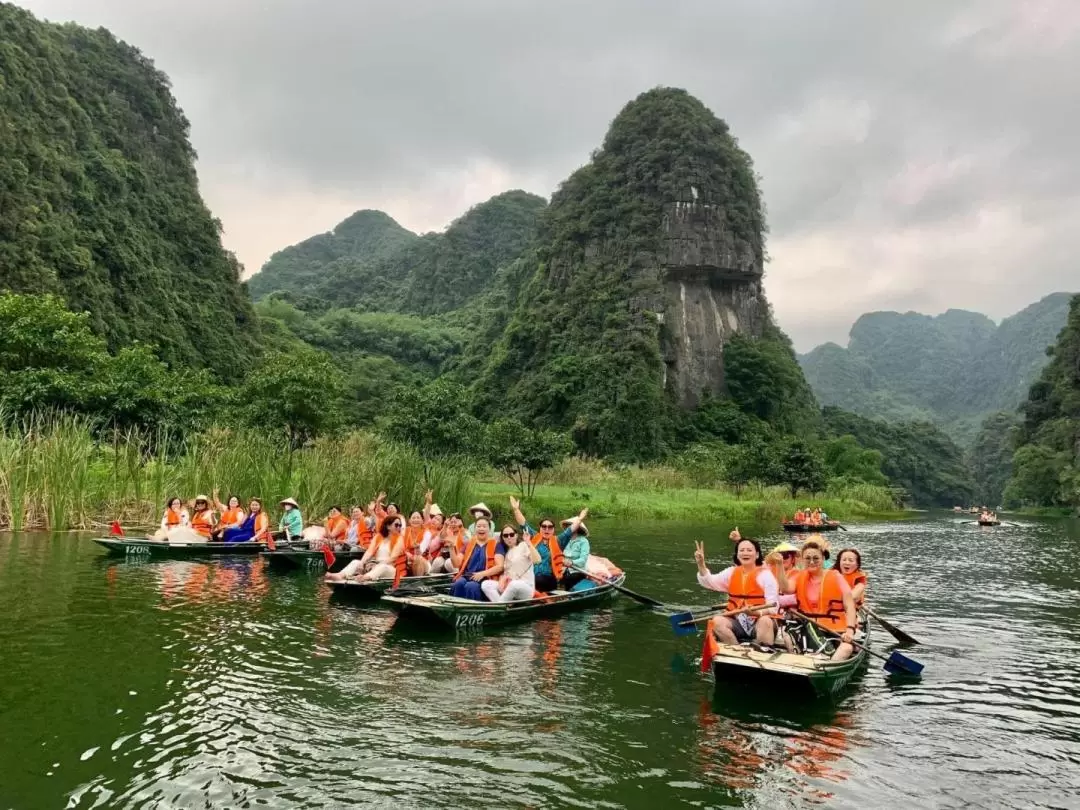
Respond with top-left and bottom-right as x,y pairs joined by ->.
0,417 -> 472,531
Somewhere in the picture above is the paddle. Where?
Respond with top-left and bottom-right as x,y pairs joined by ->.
669,601 -> 777,636
790,610 -> 924,676
565,563 -> 666,608
863,605 -> 920,645
836,525 -> 848,532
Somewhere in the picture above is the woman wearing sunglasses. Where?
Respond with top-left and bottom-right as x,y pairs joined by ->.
480,526 -> 542,602
325,515 -> 405,583
776,539 -> 858,661
509,497 -> 588,592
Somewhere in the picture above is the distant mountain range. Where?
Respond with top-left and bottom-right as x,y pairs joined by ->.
798,293 -> 1075,446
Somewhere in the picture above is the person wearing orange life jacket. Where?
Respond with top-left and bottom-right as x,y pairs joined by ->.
835,548 -> 867,608
212,491 -> 245,541
343,505 -> 373,552
696,537 -> 783,650
401,510 -> 431,576
448,517 -> 506,601
324,506 -> 349,547
159,497 -> 189,535
325,515 -> 404,583
429,512 -> 464,574
189,495 -> 217,539
509,497 -> 587,592
775,539 -> 858,661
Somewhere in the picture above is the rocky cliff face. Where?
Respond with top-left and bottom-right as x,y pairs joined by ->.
659,198 -> 767,408
476,87 -> 807,459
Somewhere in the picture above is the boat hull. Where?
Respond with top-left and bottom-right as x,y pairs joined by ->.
328,573 -> 453,601
92,537 -> 265,558
262,548 -> 367,573
711,625 -> 870,699
782,523 -> 840,532
381,575 -> 625,629
977,520 -> 1001,526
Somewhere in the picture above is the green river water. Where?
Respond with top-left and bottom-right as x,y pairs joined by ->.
1,515 -> 1079,809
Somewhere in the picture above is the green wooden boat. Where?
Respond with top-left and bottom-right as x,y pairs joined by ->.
261,547 -> 367,573
92,537 -> 265,558
781,521 -> 841,532
710,622 -> 871,698
328,572 -> 453,601
382,574 -> 625,629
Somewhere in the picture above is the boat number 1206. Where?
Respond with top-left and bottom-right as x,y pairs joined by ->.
454,614 -> 485,628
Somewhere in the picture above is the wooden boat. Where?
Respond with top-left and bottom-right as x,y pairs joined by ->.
711,622 -> 871,698
382,574 -> 625,629
782,521 -> 841,532
92,537 -> 265,558
261,547 -> 367,573
328,573 -> 453,601
977,519 -> 1001,526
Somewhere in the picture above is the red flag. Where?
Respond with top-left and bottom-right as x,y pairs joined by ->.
266,534 -> 277,551
322,543 -> 336,568
700,627 -> 719,674
109,520 -> 124,537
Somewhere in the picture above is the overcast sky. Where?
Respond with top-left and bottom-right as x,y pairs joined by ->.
19,0 -> 1080,350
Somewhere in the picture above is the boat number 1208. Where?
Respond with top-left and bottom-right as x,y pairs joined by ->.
125,545 -> 151,556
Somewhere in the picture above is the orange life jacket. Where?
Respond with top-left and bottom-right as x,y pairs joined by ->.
794,569 -> 848,632
252,512 -> 270,542
725,565 -> 768,613
163,508 -> 183,528
841,569 -> 867,607
402,526 -> 425,556
794,510 -> 805,523
453,536 -> 498,581
348,518 -> 372,550
370,532 -> 406,582
325,514 -> 348,540
221,507 -> 244,528
531,533 -> 565,580
191,509 -> 215,538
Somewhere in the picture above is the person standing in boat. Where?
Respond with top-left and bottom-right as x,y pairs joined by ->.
695,537 -> 781,649
190,496 -> 217,539
448,517 -> 506,600
480,525 -> 541,602
278,497 -> 303,542
775,539 -> 858,661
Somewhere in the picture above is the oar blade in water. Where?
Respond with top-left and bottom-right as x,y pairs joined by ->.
668,611 -> 699,636
883,650 -> 924,676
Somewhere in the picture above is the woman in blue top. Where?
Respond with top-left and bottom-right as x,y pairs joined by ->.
447,517 -> 506,601
509,497 -> 589,591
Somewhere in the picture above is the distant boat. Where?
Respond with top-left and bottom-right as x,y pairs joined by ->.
782,521 -> 841,532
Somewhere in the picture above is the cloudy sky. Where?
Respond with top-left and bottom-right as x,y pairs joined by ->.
19,0 -> 1080,350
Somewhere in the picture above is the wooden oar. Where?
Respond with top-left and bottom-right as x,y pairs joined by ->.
863,605 -> 920,645
836,525 -> 848,531
790,610 -> 924,676
565,563 -> 666,608
669,602 -> 777,636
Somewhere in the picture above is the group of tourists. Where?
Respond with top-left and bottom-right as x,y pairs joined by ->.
695,532 -> 868,662
785,507 -> 831,526
323,493 -> 613,602
154,490 -> 290,543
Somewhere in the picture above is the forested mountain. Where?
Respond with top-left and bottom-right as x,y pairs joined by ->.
821,408 -> 976,506
0,3 -> 258,380
800,293 -> 1074,445
1005,294 -> 1080,508
248,210 -> 417,302
472,88 -> 817,459
247,190 -> 547,315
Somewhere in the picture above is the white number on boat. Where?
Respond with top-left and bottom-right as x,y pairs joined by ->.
454,613 -> 485,628
125,545 -> 150,556
305,557 -> 324,570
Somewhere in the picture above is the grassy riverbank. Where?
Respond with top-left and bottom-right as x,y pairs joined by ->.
0,418 -> 902,532
472,457 -> 902,524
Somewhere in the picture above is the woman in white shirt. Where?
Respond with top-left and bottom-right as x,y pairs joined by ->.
481,525 -> 540,602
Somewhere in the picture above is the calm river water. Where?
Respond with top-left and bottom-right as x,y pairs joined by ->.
1,515 -> 1079,809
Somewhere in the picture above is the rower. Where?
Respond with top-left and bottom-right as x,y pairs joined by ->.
278,497 -> 303,542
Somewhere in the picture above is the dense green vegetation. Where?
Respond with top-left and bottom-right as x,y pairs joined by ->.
800,293 -> 1074,446
0,3 -> 258,380
968,411 -> 1019,507
0,12 -> 913,523
821,407 -> 975,507
1005,295 -> 1080,509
